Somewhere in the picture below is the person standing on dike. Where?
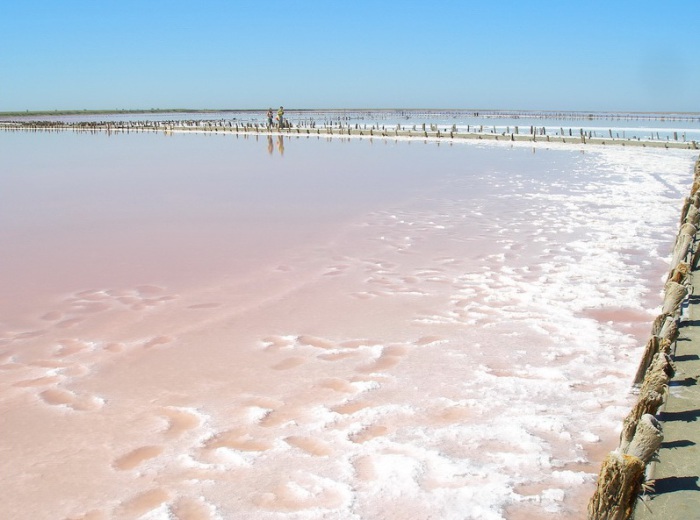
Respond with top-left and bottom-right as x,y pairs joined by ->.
277,106 -> 284,129
267,108 -> 274,128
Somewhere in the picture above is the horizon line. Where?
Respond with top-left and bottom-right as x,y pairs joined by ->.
2,107 -> 700,118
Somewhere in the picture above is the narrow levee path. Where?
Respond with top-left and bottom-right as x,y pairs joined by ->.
589,156 -> 700,519
1,120 -> 698,149
632,266 -> 700,517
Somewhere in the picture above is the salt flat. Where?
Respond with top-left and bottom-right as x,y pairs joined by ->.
1,130 -> 697,519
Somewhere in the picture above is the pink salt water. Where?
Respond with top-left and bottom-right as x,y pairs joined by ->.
1,130 -> 697,520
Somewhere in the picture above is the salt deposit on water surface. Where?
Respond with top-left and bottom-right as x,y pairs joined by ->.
0,130 -> 697,520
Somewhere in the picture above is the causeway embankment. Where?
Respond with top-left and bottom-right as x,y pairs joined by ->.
589,155 -> 700,519
1,120 -> 698,149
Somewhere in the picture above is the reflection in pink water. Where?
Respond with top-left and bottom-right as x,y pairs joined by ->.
1,130 -> 697,519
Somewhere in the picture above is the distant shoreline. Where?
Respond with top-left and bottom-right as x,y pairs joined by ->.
0,108 -> 235,117
1,108 -> 699,121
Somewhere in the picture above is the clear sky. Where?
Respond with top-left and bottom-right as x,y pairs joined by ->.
2,0 -> 698,112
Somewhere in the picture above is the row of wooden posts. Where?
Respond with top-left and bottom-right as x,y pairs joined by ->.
587,155 -> 700,519
1,119 -> 692,141
1,120 -> 698,149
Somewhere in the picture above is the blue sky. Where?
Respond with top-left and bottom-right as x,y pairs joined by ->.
2,0 -> 698,112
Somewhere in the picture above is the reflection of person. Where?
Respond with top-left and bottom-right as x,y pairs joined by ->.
277,135 -> 284,155
267,108 -> 273,128
277,106 -> 284,128
267,135 -> 273,155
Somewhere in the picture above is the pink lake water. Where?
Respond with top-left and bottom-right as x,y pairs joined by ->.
1,130 -> 697,520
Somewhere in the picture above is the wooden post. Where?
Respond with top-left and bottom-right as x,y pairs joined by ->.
588,414 -> 664,520
669,232 -> 694,273
693,182 -> 700,198
619,391 -> 665,453
658,315 -> 679,348
661,281 -> 688,314
679,197 -> 692,226
625,414 -> 663,463
639,352 -> 675,399
587,452 -> 645,520
632,336 -> 660,386
668,261 -> 690,284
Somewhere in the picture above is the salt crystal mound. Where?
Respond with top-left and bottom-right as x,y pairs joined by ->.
0,130 -> 697,520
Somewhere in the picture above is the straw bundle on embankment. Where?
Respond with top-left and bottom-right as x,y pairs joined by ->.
587,154 -> 700,520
